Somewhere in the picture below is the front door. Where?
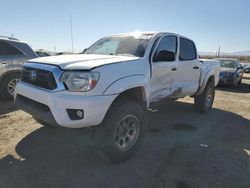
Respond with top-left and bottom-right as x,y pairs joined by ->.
150,35 -> 178,102
0,41 -> 14,75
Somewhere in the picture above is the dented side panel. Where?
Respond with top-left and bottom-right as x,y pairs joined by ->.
149,61 -> 175,102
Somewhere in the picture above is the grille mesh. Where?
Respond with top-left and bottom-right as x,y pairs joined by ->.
21,67 -> 57,90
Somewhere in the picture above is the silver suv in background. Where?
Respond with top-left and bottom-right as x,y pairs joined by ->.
0,36 -> 37,99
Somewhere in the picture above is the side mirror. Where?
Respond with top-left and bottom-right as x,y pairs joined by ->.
155,50 -> 175,62
237,64 -> 243,69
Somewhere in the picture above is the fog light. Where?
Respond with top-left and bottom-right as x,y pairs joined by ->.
66,109 -> 84,120
76,110 -> 84,118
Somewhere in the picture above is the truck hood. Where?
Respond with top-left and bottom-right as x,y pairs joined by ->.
29,54 -> 139,70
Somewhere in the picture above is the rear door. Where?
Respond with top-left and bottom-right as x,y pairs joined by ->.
150,35 -> 178,101
0,41 -> 14,75
171,38 -> 200,98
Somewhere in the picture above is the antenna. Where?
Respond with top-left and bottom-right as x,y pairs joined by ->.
70,12 -> 74,52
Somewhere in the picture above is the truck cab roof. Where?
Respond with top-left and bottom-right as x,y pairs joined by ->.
106,31 -> 194,41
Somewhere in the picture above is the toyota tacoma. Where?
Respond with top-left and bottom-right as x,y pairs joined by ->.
15,32 -> 220,163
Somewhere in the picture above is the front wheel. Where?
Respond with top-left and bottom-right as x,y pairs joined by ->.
194,80 -> 215,113
98,99 -> 147,163
1,73 -> 21,100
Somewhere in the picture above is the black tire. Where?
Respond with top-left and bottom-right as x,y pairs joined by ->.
97,99 -> 147,163
1,73 -> 21,100
33,117 -> 51,126
194,80 -> 215,113
232,78 -> 242,88
239,78 -> 242,85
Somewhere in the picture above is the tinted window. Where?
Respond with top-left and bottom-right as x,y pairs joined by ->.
13,42 -> 37,58
153,36 -> 177,61
179,38 -> 196,60
36,51 -> 51,57
0,41 -> 23,56
0,43 -> 3,55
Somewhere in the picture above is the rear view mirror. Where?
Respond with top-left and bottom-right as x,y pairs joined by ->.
155,50 -> 175,62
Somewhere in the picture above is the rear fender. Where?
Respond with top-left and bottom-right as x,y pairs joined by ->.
196,69 -> 216,95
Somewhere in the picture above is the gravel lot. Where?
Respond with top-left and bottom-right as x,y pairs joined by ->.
0,76 -> 250,188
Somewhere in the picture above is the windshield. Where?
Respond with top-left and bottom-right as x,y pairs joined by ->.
219,60 -> 236,68
84,35 -> 153,57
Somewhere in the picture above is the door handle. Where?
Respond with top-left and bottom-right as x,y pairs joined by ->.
193,66 -> 199,70
171,67 -> 177,71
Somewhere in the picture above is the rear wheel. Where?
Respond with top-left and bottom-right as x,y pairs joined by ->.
194,80 -> 215,113
98,99 -> 147,163
1,73 -> 21,100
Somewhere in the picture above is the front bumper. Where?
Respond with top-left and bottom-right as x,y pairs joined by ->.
219,76 -> 235,85
15,82 -> 117,128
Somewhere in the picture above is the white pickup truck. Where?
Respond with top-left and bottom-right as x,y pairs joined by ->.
15,32 -> 220,163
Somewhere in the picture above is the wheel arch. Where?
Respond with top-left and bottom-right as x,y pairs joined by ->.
0,70 -> 21,82
103,75 -> 149,104
113,86 -> 147,108
0,70 -> 21,92
99,86 -> 148,127
195,74 -> 215,96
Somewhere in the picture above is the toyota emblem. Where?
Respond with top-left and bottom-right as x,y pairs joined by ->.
30,71 -> 37,81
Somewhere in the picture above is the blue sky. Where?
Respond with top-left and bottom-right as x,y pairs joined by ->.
1,0 -> 249,53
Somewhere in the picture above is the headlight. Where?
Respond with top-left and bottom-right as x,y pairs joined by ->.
60,71 -> 100,92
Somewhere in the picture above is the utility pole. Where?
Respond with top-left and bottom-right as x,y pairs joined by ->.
218,46 -> 221,58
217,46 -> 221,58
70,12 -> 74,52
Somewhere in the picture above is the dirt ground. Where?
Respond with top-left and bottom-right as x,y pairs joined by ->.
0,76 -> 250,188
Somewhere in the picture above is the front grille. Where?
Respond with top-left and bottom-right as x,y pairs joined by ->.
21,66 -> 57,90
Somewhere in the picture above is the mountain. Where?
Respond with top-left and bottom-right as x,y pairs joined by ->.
199,50 -> 250,56
198,52 -> 216,56
230,51 -> 250,56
